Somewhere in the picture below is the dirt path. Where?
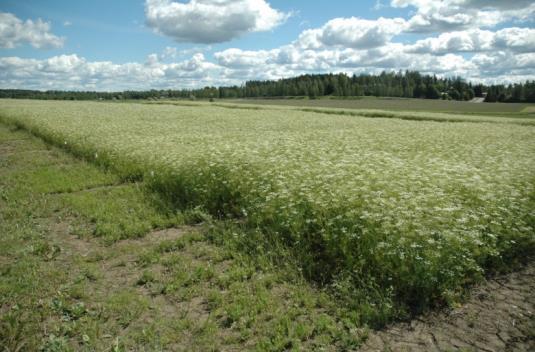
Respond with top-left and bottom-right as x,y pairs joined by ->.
469,97 -> 486,103
362,264 -> 535,352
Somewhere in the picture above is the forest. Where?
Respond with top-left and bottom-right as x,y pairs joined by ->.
1,71 -> 534,103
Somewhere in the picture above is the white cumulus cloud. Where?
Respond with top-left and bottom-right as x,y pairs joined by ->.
405,27 -> 535,55
145,0 -> 289,44
493,27 -> 535,53
214,48 -> 276,68
0,53 -> 224,91
0,12 -> 64,49
295,17 -> 407,49
391,0 -> 535,32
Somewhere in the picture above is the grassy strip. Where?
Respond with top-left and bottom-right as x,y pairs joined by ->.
0,115 -> 145,183
0,123 -> 369,350
296,107 -> 535,125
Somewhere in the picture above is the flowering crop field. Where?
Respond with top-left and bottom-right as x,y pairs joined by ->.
1,99 -> 534,323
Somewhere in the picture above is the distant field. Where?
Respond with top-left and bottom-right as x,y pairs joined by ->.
230,96 -> 534,116
1,99 -> 533,327
149,100 -> 535,125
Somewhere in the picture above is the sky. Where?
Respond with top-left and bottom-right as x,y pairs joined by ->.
0,0 -> 534,91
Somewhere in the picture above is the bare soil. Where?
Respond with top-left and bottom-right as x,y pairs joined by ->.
362,264 -> 535,352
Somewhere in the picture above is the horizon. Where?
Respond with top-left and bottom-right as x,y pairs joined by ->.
0,70 -> 524,94
1,1 -> 534,91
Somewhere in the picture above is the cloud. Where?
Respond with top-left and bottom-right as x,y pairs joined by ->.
333,44 -> 477,76
0,53 -> 225,91
472,51 -> 535,72
460,0 -> 534,11
159,46 -> 212,61
391,0 -> 535,32
0,12 -> 64,49
373,1 -> 387,11
209,26 -> 532,84
214,48 -> 276,68
405,27 -> 535,55
390,0 -> 535,12
213,43 -> 477,81
295,17 -> 407,50
405,29 -> 495,54
144,0 -> 289,44
469,51 -> 535,83
493,27 -> 535,53
0,39 -> 530,91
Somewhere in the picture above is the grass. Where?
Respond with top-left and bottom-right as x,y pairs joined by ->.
0,123 -> 365,351
59,185 -> 185,242
1,98 -> 534,335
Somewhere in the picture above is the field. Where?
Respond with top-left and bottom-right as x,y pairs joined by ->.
230,96 -> 535,117
1,98 -> 534,350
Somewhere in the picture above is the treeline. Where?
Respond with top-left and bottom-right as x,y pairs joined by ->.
484,82 -> 535,103
0,87 -> 245,101
244,72 -> 535,103
1,71 -> 534,103
246,71 -> 475,100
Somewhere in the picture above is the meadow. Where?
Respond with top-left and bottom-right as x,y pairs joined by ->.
1,98 -> 534,329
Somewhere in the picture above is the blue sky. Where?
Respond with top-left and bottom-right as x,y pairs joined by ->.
0,0 -> 410,62
0,0 -> 534,90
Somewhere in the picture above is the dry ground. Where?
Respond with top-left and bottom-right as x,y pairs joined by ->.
363,264 -> 534,351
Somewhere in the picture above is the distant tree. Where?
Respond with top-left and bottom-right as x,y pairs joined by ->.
413,84 -> 424,99
485,89 -> 497,102
463,89 -> 475,101
425,85 -> 440,99
447,89 -> 460,100
511,84 -> 525,102
324,80 -> 335,95
309,82 -> 319,99
474,84 -> 484,97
